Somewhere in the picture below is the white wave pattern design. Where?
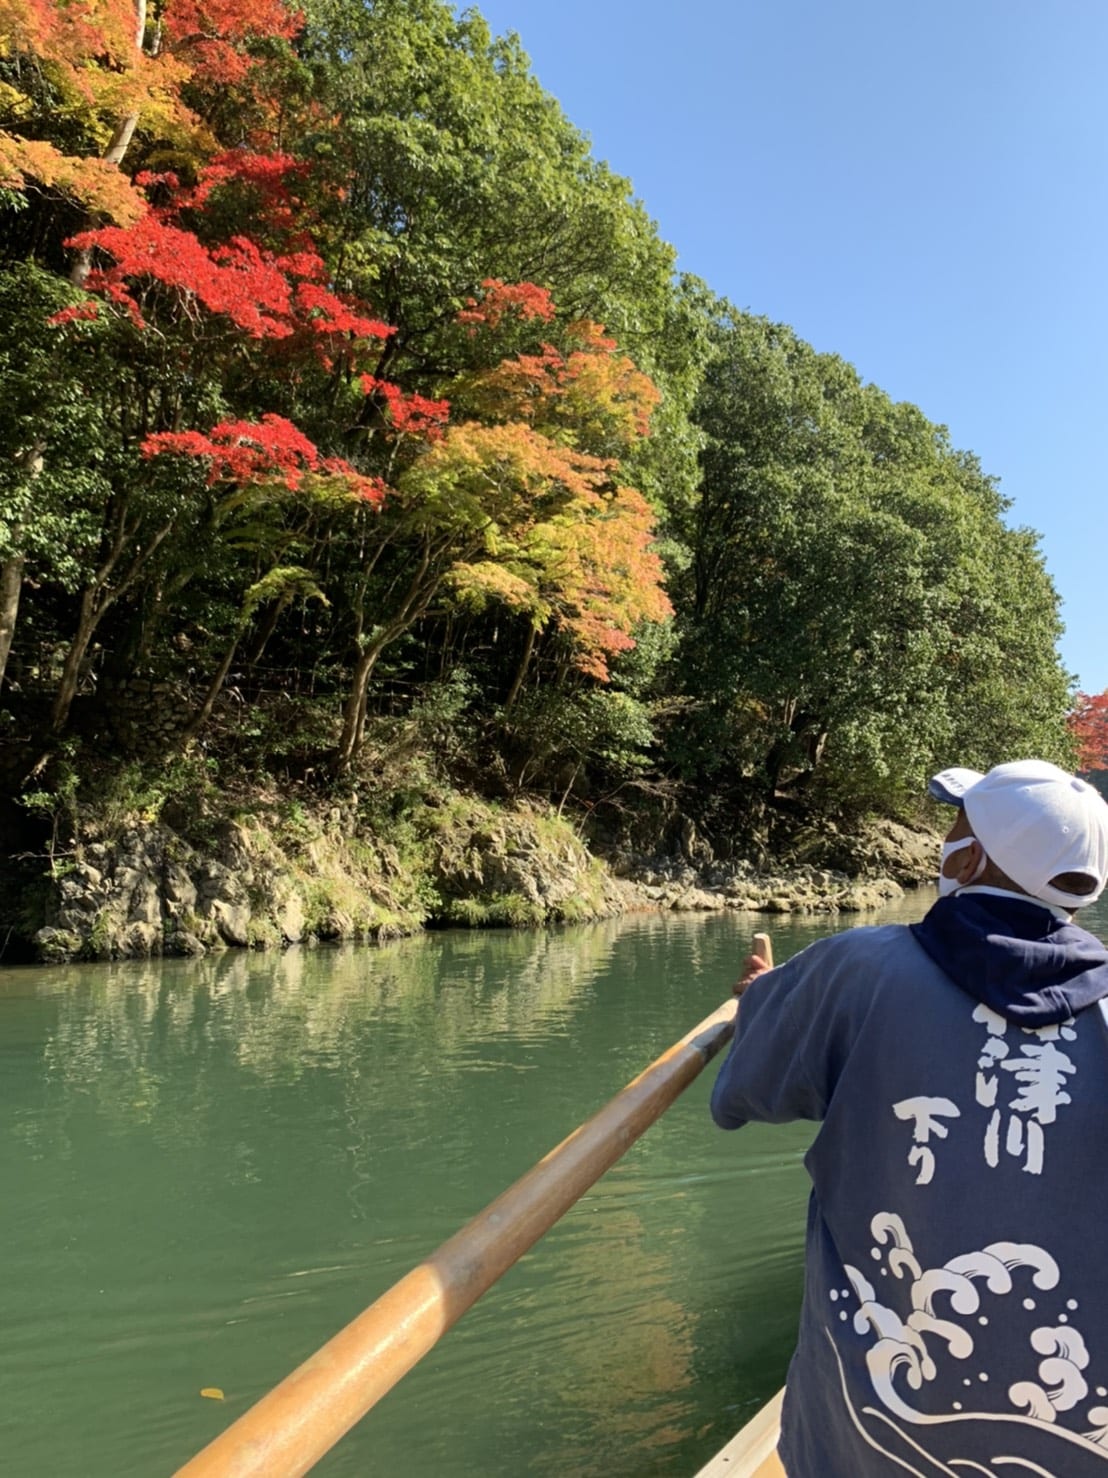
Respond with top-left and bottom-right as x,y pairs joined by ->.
834,1213 -> 1108,1470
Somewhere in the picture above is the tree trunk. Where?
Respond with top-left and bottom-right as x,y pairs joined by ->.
0,553 -> 24,694
69,0 -> 147,287
1,443 -> 44,694
243,593 -> 291,670
180,632 -> 242,746
50,589 -> 99,732
335,641 -> 386,770
556,760 -> 582,817
503,623 -> 538,712
332,525 -> 491,771
333,543 -> 441,770
49,518 -> 174,734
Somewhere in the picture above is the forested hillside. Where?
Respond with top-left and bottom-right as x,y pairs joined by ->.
0,0 -> 1074,947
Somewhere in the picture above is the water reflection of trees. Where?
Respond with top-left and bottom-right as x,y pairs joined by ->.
536,1199 -> 700,1474
21,913 -> 726,1135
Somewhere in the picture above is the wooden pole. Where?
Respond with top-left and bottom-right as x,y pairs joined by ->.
752,931 -> 774,969
173,996 -> 740,1478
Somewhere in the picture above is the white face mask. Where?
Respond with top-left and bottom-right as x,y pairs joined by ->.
939,836 -> 986,896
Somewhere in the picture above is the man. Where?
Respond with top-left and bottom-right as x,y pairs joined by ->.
710,760 -> 1108,1477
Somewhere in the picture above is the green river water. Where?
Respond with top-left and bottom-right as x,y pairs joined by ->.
7,888 -> 1100,1477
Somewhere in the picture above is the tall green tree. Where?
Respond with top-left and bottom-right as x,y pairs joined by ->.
300,0 -> 675,362
673,305 -> 1072,818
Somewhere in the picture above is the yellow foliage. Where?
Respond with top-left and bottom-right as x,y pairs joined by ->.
447,561 -> 547,616
0,0 -> 213,220
461,321 -> 661,456
0,131 -> 147,221
403,417 -> 671,682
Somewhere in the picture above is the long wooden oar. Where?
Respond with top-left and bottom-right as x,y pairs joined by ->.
172,976 -> 756,1477
698,929 -> 784,1478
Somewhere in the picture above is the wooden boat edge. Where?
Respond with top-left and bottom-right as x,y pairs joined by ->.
693,1387 -> 785,1477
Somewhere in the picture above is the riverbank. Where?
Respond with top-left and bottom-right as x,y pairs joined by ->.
11,790 -> 938,964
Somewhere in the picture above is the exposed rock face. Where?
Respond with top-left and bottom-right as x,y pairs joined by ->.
783,817 -> 938,885
610,852 -> 907,916
31,818 -> 419,962
422,801 -> 624,926
24,801 -> 933,962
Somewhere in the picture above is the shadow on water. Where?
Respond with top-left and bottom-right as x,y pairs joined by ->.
0,890 -> 1011,1476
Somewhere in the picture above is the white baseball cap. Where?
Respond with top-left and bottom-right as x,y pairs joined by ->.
929,759 -> 1108,910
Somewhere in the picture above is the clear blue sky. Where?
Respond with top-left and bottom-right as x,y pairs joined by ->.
471,0 -> 1108,695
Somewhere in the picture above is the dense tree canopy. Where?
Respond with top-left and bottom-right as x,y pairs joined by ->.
670,307 -> 1073,818
0,0 -> 1077,851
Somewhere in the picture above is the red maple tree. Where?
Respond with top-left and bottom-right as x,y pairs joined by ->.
56,152 -> 450,503
1069,691 -> 1108,772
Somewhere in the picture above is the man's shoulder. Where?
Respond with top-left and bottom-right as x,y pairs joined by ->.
801,921 -> 921,966
780,920 -> 946,999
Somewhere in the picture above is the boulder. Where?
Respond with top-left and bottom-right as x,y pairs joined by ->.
206,897 -> 251,947
33,926 -> 84,963
672,888 -> 726,912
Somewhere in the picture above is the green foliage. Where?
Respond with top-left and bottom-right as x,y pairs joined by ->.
91,754 -> 223,839
441,892 -> 545,929
18,741 -> 81,875
672,304 -> 1073,820
504,684 -> 659,802
0,264 -> 112,590
0,0 -> 1076,884
300,0 -> 676,366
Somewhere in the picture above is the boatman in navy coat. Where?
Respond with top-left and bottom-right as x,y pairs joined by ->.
710,759 -> 1108,1478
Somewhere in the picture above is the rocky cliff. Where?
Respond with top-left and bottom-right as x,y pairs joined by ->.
22,794 -> 937,963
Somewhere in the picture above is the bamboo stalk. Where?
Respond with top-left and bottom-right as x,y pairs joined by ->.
173,996 -> 740,1477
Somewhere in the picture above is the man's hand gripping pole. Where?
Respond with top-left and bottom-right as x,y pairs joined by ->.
734,931 -> 774,997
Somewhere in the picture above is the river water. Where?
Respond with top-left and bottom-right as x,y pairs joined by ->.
6,888 -> 1104,1476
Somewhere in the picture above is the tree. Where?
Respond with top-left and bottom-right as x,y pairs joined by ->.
0,263 -> 109,693
0,0 -> 302,250
39,145 -> 427,734
300,0 -> 675,347
672,303 -> 1073,820
296,0 -> 691,525
1069,692 -> 1108,774
0,0 -> 315,698
2,0 -> 687,793
331,283 -> 672,769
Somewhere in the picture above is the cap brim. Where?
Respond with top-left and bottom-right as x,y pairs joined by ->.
928,767 -> 985,806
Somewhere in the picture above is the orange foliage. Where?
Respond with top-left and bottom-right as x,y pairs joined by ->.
463,312 -> 660,453
410,284 -> 672,676
0,0 -> 139,83
408,419 -> 671,680
142,415 -> 386,504
162,0 -> 301,85
0,0 -> 303,220
457,277 -> 556,329
538,484 -> 673,680
0,135 -> 146,222
62,153 -> 395,364
48,118 -> 419,518
411,420 -> 615,514
66,210 -> 393,345
360,376 -> 450,440
1069,691 -> 1108,773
